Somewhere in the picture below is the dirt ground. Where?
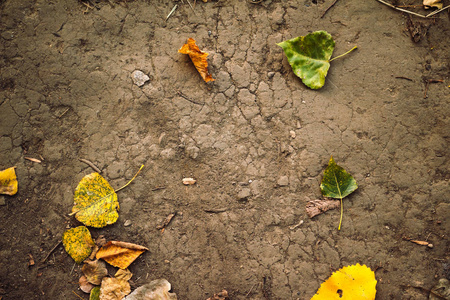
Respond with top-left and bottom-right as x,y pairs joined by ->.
0,0 -> 449,299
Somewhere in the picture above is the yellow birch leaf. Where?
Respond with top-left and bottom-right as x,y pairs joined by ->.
178,38 -> 215,82
0,167 -> 18,195
96,241 -> 148,269
72,172 -> 119,228
100,277 -> 131,300
62,226 -> 96,264
310,264 -> 377,300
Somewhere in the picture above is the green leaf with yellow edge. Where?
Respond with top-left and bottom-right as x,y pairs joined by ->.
320,156 -> 357,230
90,286 -> 100,300
62,226 -> 95,263
277,31 -> 357,89
72,172 -> 119,228
0,167 -> 18,195
310,263 -> 377,300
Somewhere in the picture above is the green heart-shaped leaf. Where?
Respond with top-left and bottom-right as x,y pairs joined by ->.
277,31 -> 335,89
320,156 -> 358,199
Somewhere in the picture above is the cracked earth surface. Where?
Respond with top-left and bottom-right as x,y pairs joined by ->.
0,0 -> 449,299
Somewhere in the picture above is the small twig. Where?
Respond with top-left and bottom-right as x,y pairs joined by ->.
177,91 -> 205,105
166,4 -> 178,20
203,208 -> 228,213
321,0 -> 340,18
426,4 -> 450,17
248,0 -> 264,3
186,0 -> 196,14
57,107 -> 70,119
69,262 -> 76,275
375,0 -> 428,18
24,157 -> 42,163
79,158 -> 102,173
246,283 -> 258,297
72,290 -> 84,300
395,76 -> 413,81
423,79 -> 443,98
151,186 -> 166,191
41,240 -> 62,263
289,220 -> 304,230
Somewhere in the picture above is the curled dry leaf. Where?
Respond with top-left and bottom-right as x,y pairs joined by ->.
178,38 -> 215,82
182,178 -> 196,185
82,260 -> 108,285
124,279 -> 177,300
0,167 -> 18,196
80,275 -> 95,294
306,199 -> 340,218
96,241 -> 148,269
115,269 -> 133,281
423,0 -> 443,9
207,290 -> 228,300
100,277 -> 131,300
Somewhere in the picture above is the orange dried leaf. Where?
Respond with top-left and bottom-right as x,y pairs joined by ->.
310,264 -> 377,300
96,241 -> 148,269
178,38 -> 215,82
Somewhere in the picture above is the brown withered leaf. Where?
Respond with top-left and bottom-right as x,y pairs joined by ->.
82,260 -> 108,285
115,269 -> 133,281
124,279 -> 177,300
305,199 -> 340,218
178,38 -> 215,82
80,275 -> 95,294
100,277 -> 130,300
96,241 -> 148,269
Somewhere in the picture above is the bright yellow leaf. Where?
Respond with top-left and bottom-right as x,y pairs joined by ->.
96,241 -> 148,269
62,226 -> 96,264
0,167 -> 18,195
72,173 -> 119,228
311,264 -> 377,300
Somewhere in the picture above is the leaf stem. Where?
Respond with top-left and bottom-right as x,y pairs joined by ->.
115,165 -> 144,193
338,197 -> 343,231
329,46 -> 357,62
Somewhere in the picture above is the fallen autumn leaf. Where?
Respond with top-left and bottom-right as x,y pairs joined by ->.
178,38 -> 215,82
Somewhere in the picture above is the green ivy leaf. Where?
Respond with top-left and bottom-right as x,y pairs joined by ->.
62,226 -> 95,263
320,156 -> 358,230
277,31 -> 335,89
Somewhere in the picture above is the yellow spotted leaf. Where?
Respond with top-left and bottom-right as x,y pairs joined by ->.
0,167 -> 18,195
311,264 -> 377,300
72,173 -> 119,228
62,226 -> 96,264
96,241 -> 148,269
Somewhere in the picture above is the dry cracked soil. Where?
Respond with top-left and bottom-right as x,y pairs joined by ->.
0,0 -> 449,299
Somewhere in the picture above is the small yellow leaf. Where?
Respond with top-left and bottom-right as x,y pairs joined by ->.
62,226 -> 96,264
96,241 -> 148,269
82,260 -> 108,285
0,167 -> 18,196
72,173 -> 119,228
178,38 -> 215,82
100,277 -> 130,300
310,264 -> 377,300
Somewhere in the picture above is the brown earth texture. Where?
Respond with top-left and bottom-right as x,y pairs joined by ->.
0,0 -> 449,299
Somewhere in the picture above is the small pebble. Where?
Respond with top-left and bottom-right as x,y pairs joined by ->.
131,70 -> 150,87
124,220 -> 132,227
